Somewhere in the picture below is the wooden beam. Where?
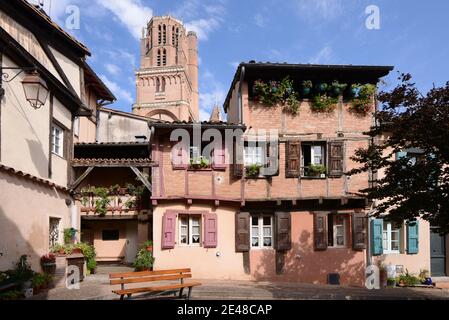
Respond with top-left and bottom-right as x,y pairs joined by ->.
130,166 -> 152,192
72,162 -> 156,168
70,166 -> 94,190
81,215 -> 137,221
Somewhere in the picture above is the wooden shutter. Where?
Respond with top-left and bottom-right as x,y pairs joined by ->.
233,142 -> 244,177
172,145 -> 188,169
212,144 -> 226,170
352,212 -> 367,251
370,219 -> 383,255
313,212 -> 328,251
286,140 -> 301,178
275,212 -> 291,251
328,141 -> 344,177
235,212 -> 250,252
161,211 -> 177,249
407,220 -> 419,254
203,213 -> 218,248
263,142 -> 279,176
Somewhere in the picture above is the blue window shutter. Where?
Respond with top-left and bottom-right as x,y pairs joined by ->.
370,219 -> 383,256
395,151 -> 407,160
407,220 -> 419,254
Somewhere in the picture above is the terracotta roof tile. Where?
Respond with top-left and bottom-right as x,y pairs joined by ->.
0,163 -> 68,191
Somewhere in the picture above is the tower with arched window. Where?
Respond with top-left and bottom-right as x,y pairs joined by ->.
134,16 -> 199,122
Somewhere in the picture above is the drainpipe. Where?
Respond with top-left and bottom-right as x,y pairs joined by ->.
237,66 -> 245,124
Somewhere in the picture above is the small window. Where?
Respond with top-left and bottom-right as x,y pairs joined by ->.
73,117 -> 80,137
301,142 -> 326,177
327,214 -> 347,247
189,144 -> 211,163
102,230 -> 119,241
49,217 -> 61,247
250,214 -> 273,248
158,25 -> 162,45
157,49 -> 161,66
162,48 -> 167,66
178,215 -> 201,246
383,222 -> 402,253
51,124 -> 64,157
244,144 -> 264,166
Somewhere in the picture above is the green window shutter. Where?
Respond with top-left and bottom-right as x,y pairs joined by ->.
407,220 -> 419,254
370,219 -> 383,256
395,151 -> 407,160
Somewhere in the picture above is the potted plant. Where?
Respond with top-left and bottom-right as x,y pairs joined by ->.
143,240 -> 153,252
40,254 -> 56,274
331,80 -> 347,95
350,83 -> 361,96
301,80 -> 312,95
311,94 -> 338,113
75,242 -> 97,274
63,228 -> 77,244
50,243 -> 66,255
245,163 -> 262,178
307,164 -> 326,177
189,156 -> 210,169
133,248 -> 155,271
379,263 -> 388,288
387,278 -> 396,288
419,269 -> 432,285
315,82 -> 328,93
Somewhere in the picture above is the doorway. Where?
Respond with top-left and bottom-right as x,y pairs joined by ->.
430,227 -> 446,276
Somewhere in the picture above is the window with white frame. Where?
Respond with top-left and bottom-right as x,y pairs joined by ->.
251,215 -> 273,248
51,124 -> 64,157
383,221 -> 401,253
49,217 -> 60,247
327,214 -> 347,247
244,144 -> 264,166
179,215 -> 201,246
301,143 -> 326,177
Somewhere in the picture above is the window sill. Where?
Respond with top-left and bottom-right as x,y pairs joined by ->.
187,167 -> 212,171
301,176 -> 326,179
177,244 -> 202,248
383,251 -> 401,255
250,247 -> 274,250
51,151 -> 65,160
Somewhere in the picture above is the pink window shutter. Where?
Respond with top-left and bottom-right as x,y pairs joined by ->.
212,145 -> 226,170
172,146 -> 188,169
203,213 -> 218,248
162,211 -> 176,249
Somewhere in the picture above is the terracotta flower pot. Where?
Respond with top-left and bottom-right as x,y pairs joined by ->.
146,246 -> 153,252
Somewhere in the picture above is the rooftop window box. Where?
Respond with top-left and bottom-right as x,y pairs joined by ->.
245,163 -> 263,179
301,164 -> 327,179
188,156 -> 211,170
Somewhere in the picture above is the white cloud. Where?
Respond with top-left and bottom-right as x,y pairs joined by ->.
100,75 -> 133,104
309,46 -> 333,64
185,18 -> 220,41
96,0 -> 153,39
295,0 -> 344,20
254,13 -> 266,27
199,70 -> 226,121
105,63 -> 120,76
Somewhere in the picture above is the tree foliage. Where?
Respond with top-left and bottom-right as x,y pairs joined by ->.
348,73 -> 449,233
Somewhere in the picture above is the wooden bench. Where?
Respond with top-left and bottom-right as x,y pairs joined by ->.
109,268 -> 201,300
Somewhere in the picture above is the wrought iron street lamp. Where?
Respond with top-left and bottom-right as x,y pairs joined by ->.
0,66 -> 49,109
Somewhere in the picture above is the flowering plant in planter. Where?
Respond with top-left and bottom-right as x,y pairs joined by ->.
40,254 -> 56,265
349,83 -> 376,115
252,77 -> 300,115
330,80 -> 347,95
245,163 -> 262,178
189,156 -> 210,169
311,94 -> 338,113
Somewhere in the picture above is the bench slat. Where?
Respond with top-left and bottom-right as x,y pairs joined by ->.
112,282 -> 202,296
109,268 -> 191,279
110,273 -> 192,285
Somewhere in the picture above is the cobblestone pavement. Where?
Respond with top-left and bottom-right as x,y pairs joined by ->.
30,266 -> 449,300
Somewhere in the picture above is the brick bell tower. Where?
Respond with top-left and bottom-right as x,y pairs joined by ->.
133,16 -> 199,122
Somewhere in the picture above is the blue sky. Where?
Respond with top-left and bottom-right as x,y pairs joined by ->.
34,0 -> 449,120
